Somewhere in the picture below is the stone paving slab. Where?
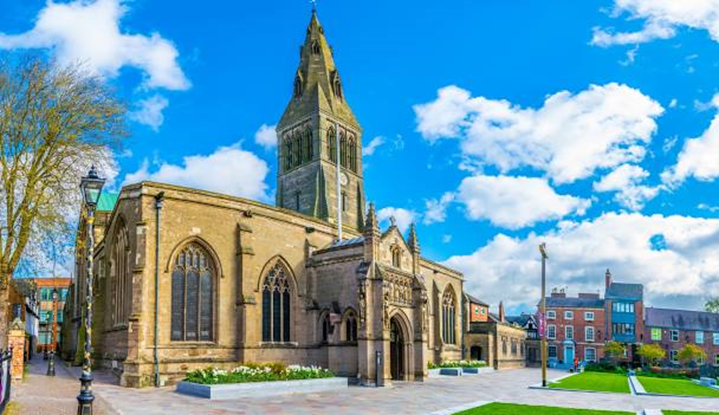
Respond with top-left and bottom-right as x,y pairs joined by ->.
85,368 -> 719,415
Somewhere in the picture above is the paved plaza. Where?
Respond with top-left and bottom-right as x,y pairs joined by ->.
11,359 -> 719,414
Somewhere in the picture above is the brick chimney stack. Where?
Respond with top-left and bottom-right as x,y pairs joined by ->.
605,269 -> 612,290
498,301 -> 505,323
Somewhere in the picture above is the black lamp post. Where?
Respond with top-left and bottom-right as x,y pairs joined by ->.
47,288 -> 58,376
77,166 -> 105,415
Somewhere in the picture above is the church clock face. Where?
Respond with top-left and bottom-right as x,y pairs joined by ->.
340,172 -> 349,186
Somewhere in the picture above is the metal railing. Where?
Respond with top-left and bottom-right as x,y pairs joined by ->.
0,348 -> 12,414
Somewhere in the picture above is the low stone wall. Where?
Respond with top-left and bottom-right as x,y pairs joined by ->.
427,367 -> 494,377
176,377 -> 349,399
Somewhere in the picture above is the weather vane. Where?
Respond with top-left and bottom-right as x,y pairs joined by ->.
310,0 -> 317,12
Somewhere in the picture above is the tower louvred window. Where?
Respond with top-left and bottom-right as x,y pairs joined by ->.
311,39 -> 321,55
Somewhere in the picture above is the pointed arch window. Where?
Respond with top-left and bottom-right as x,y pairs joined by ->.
344,311 -> 358,342
442,290 -> 456,345
327,127 -> 337,162
311,39 -> 321,56
294,75 -> 303,98
349,136 -> 357,172
321,312 -> 331,343
285,138 -> 294,170
262,262 -> 291,342
303,128 -> 313,162
391,245 -> 402,268
340,131 -> 348,167
171,243 -> 215,342
294,132 -> 302,166
111,220 -> 131,326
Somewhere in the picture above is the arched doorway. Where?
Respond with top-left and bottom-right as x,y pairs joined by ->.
389,318 -> 404,380
470,345 -> 483,361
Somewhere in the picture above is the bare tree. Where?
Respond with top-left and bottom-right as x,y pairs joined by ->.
0,54 -> 126,347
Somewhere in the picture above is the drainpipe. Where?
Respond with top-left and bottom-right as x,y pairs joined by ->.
154,192 -> 165,387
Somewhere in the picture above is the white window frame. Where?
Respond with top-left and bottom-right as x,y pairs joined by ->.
715,353 -> 719,366
670,350 -> 678,362
696,331 -> 704,344
565,325 -> 574,340
548,344 -> 558,359
670,330 -> 679,342
547,325 -> 557,340
584,311 -> 594,321
547,310 -> 556,320
564,311 -> 574,320
714,332 -> 719,346
585,347 -> 596,362
651,327 -> 662,341
585,326 -> 595,342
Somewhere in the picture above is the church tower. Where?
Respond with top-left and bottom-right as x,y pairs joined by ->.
276,10 -> 365,231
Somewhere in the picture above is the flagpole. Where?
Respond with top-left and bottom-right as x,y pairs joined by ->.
335,121 -> 343,241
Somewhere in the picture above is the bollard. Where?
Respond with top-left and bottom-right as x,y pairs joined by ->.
46,351 -> 56,376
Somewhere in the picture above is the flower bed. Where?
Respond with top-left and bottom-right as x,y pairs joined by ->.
185,362 -> 334,385
428,360 -> 487,369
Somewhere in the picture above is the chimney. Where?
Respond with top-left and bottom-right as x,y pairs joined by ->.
605,269 -> 612,290
498,301 -> 505,323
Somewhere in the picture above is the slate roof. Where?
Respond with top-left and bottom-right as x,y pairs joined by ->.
645,307 -> 719,332
327,236 -> 364,248
606,282 -> 644,300
543,297 -> 605,308
506,314 -> 536,327
466,294 -> 488,307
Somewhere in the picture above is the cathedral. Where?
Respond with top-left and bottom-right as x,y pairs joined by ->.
63,11 -> 465,387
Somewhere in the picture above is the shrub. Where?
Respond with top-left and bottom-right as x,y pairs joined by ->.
584,361 -> 627,374
185,362 -> 334,385
637,344 -> 666,366
635,366 -> 699,379
428,360 -> 487,369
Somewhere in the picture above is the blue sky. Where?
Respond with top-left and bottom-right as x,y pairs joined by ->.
2,0 -> 719,313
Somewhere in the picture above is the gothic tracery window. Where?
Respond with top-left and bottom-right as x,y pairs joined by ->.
171,243 -> 215,342
345,311 -> 358,342
327,127 -> 337,162
321,312 -> 331,343
391,245 -> 402,268
349,137 -> 357,172
442,290 -> 456,345
294,132 -> 302,166
285,138 -> 293,170
111,220 -> 131,326
262,262 -> 291,342
303,128 -> 313,161
339,131 -> 348,167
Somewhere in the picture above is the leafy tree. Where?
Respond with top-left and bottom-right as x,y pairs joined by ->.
0,54 -> 126,346
604,341 -> 626,363
706,297 -> 719,313
637,343 -> 666,366
678,344 -> 707,367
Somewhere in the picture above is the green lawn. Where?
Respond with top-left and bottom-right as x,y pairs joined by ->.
454,402 -> 634,415
548,372 -> 630,394
638,376 -> 719,398
663,412 -> 719,415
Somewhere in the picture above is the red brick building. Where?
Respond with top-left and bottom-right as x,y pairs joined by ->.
643,307 -> 719,367
33,277 -> 72,353
544,289 -> 607,367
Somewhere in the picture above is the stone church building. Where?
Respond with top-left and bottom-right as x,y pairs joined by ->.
64,11 -> 466,388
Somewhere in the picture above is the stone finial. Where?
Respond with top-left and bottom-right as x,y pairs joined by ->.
408,223 -> 420,253
364,202 -> 379,234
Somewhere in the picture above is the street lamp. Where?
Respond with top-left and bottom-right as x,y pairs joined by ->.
77,165 -> 105,415
538,243 -> 549,387
47,288 -> 58,376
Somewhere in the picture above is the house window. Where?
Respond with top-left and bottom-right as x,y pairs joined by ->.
442,290 -> 456,345
613,323 -> 635,335
585,312 -> 594,321
585,326 -> 595,342
696,331 -> 704,344
566,326 -> 574,340
261,262 -> 292,343
547,325 -> 556,340
548,344 -> 557,359
613,302 -> 635,313
171,243 -> 215,342
547,310 -> 556,320
565,311 -> 574,320
670,350 -> 678,362
713,333 -> 719,346
651,327 -> 662,341
670,330 -> 679,342
344,312 -> 358,342
585,347 -> 596,362
715,354 -> 719,366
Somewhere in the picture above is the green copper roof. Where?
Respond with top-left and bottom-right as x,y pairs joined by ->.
96,192 -> 118,212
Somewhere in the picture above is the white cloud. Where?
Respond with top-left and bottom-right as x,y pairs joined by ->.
0,0 -> 189,91
362,136 -> 385,156
414,83 -> 663,184
457,175 -> 591,229
377,207 -> 417,233
669,98 -> 678,108
446,212 -> 719,311
591,1 -> 719,46
442,234 -> 452,244
663,94 -> 719,185
123,142 -> 270,201
129,95 -> 169,131
254,124 -> 277,149
423,192 -> 455,225
593,164 -> 660,210
698,203 -> 719,212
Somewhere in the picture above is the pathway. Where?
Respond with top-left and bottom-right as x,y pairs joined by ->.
11,355 -> 117,415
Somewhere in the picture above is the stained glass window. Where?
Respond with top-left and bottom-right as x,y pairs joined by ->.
171,243 -> 214,341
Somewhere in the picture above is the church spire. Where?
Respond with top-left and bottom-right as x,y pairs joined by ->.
278,11 -> 359,130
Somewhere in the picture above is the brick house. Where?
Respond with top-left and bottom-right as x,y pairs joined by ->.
643,307 -> 719,368
604,270 -> 644,363
465,295 -> 528,370
544,289 -> 606,367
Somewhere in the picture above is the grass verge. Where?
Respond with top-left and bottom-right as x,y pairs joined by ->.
638,376 -> 719,398
454,402 -> 634,415
548,372 -> 630,394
